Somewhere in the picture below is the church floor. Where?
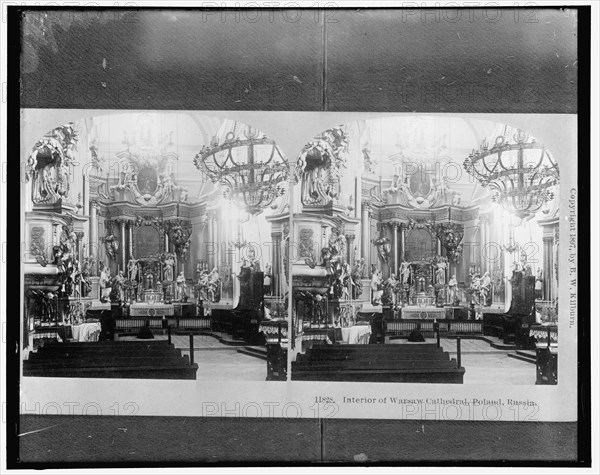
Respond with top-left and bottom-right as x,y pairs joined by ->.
119,334 -> 268,381
389,337 -> 536,385
114,333 -> 536,384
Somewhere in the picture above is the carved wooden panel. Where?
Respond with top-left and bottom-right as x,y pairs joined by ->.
298,228 -> 315,259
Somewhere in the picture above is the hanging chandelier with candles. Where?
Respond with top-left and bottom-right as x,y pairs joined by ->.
194,122 -> 289,215
463,128 -> 559,220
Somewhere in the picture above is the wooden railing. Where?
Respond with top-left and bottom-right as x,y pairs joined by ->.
386,319 -> 483,336
115,318 -> 211,333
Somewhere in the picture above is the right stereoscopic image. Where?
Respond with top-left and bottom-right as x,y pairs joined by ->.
289,115 -> 559,385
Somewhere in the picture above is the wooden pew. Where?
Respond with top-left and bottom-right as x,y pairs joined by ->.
291,344 -> 464,384
24,341 -> 198,380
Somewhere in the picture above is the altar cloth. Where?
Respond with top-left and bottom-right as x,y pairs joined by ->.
340,325 -> 371,344
401,306 -> 446,320
130,303 -> 174,316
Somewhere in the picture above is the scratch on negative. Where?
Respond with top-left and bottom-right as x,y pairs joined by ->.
18,425 -> 59,437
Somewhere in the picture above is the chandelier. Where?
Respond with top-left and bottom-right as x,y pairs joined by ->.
194,122 -> 289,215
463,128 -> 559,219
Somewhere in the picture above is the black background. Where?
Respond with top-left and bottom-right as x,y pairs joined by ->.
7,6 -> 591,467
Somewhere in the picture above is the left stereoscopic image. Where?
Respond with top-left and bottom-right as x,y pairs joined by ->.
21,112 -> 290,382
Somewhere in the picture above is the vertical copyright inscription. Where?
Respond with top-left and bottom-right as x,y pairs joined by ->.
567,188 -> 577,328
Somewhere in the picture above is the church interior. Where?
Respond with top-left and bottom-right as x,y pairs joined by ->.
21,113 -> 559,385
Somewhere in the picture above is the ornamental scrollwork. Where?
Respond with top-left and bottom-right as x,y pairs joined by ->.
297,126 -> 349,206
26,123 -> 79,205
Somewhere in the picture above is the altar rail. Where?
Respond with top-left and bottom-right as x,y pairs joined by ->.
115,318 -> 211,334
386,319 -> 483,337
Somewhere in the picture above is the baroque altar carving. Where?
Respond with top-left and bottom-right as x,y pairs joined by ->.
26,123 -> 79,206
297,127 -> 349,207
108,121 -> 187,206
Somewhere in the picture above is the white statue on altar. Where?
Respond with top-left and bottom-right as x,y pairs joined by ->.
176,271 -> 187,301
435,261 -> 447,285
370,269 -> 383,306
481,271 -> 492,305
400,261 -> 411,285
447,274 -> 458,304
128,256 -> 139,281
99,266 -> 112,302
163,255 -> 175,282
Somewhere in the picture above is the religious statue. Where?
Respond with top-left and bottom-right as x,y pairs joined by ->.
208,267 -> 221,303
110,270 -> 126,303
103,233 -> 119,262
264,263 -> 272,295
99,265 -> 112,303
333,262 -> 353,300
26,123 -> 78,205
481,271 -> 492,306
176,271 -> 187,301
469,274 -> 482,306
169,222 -> 192,261
535,268 -> 544,300
373,236 -> 391,263
147,272 -> 154,290
328,226 -> 347,263
351,258 -> 365,299
53,246 -> 67,274
196,270 -> 209,301
79,256 -> 93,297
297,127 -> 349,206
399,261 -> 411,286
128,256 -> 139,282
435,261 -> 447,285
370,269 -> 383,306
381,274 -> 399,307
510,261 -> 523,286
163,255 -> 175,282
447,274 -> 458,305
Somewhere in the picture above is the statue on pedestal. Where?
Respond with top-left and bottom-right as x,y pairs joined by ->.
399,261 -> 411,286
351,258 -> 365,299
382,274 -> 399,307
163,255 -> 175,282
535,268 -> 544,300
99,265 -> 112,303
110,270 -> 126,303
176,271 -> 187,301
128,256 -> 139,282
370,269 -> 383,306
297,127 -> 349,206
447,274 -> 458,305
481,271 -> 492,306
435,261 -> 447,285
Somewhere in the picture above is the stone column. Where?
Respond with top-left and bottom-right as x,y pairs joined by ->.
128,222 -> 133,260
392,223 -> 399,276
164,229 -> 170,254
120,220 -> 126,271
75,232 -> 85,264
540,220 -> 559,302
361,202 -> 371,274
207,212 -> 215,269
346,233 -> 356,266
479,215 -> 490,274
89,201 -> 98,275
542,235 -> 554,301
400,224 -> 406,261
271,231 -> 282,296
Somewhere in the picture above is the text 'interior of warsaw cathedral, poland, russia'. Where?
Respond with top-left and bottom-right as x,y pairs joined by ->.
21,113 -> 560,385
